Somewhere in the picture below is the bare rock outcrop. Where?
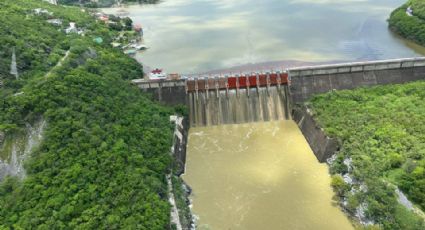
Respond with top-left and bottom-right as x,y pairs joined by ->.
0,131 -> 5,146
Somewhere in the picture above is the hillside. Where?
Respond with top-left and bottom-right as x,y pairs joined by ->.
310,82 -> 425,229
0,0 -> 176,228
388,0 -> 425,46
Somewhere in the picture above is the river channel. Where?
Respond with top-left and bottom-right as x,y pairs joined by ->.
183,121 -> 353,229
101,1 -> 425,229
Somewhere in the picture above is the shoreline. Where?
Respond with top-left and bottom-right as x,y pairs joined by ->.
193,59 -> 347,75
142,59 -> 349,77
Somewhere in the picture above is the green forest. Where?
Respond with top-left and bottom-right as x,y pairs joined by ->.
0,0 -> 178,228
388,0 -> 425,46
310,82 -> 425,229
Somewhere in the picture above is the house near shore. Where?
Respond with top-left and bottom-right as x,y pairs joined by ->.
100,16 -> 109,22
134,24 -> 144,36
65,22 -> 84,35
65,22 -> 77,34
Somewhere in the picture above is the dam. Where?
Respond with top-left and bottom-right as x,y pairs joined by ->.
133,57 -> 425,126
186,73 -> 291,126
103,0 -> 425,227
133,57 -> 425,229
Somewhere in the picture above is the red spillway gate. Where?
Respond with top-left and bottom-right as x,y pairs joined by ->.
186,72 -> 289,93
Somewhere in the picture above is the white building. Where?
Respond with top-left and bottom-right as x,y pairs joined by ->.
65,22 -> 78,34
149,69 -> 167,80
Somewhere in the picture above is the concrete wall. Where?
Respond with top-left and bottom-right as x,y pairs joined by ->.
172,116 -> 189,175
132,58 -> 425,163
0,131 -> 4,147
289,57 -> 425,103
293,106 -> 339,162
132,79 -> 187,106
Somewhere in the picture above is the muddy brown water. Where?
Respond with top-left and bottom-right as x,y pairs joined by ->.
183,121 -> 353,229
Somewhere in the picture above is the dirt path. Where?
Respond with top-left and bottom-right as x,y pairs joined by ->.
45,50 -> 70,79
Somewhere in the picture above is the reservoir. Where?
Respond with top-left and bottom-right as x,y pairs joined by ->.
101,0 -> 425,74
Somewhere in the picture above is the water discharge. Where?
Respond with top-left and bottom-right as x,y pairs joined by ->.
183,121 -> 353,229
189,86 -> 291,127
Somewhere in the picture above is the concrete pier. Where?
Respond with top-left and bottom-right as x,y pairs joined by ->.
132,79 -> 187,106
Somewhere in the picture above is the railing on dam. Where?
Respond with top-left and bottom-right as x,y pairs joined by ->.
131,71 -> 289,92
131,78 -> 186,89
288,57 -> 425,77
185,72 -> 289,93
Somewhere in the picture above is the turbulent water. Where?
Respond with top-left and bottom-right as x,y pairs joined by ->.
101,0 -> 425,73
183,121 -> 353,230
189,86 -> 291,127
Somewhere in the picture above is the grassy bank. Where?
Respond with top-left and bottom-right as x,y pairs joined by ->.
388,0 -> 425,46
310,81 -> 425,229
0,0 -> 178,228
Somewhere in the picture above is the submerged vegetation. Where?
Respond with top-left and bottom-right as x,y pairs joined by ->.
389,0 -> 425,46
310,81 -> 425,229
0,0 -> 177,228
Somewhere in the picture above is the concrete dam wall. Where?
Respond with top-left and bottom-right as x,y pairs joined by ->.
289,57 -> 425,104
132,79 -> 187,106
292,106 -> 338,163
133,57 -> 425,107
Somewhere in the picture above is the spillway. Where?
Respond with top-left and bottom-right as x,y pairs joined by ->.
183,81 -> 353,229
189,85 -> 291,127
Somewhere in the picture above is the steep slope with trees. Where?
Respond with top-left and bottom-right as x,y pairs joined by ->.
0,0 -> 176,228
310,82 -> 425,229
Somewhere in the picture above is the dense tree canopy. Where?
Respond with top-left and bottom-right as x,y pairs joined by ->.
388,0 -> 425,46
310,82 -> 425,229
0,0 -> 176,228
